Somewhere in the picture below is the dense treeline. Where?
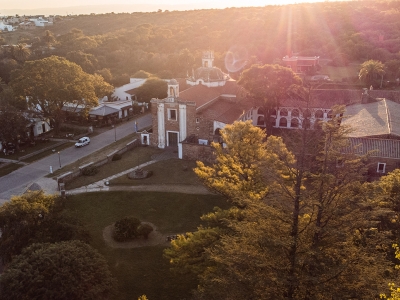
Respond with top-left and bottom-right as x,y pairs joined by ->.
2,1 -> 400,86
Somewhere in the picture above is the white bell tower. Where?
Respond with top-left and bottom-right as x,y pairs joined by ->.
167,79 -> 179,101
202,50 -> 214,68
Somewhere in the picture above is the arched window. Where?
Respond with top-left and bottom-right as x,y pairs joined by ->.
258,107 -> 265,115
303,119 -> 311,129
303,109 -> 311,118
279,117 -> 287,127
315,110 -> 323,119
291,118 -> 299,128
257,116 -> 265,126
271,109 -> 277,116
280,108 -> 288,116
291,109 -> 299,117
327,110 -> 333,118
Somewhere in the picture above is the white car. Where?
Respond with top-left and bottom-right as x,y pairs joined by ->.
75,137 -> 90,148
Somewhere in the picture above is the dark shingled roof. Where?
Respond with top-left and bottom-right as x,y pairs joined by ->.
342,99 -> 400,138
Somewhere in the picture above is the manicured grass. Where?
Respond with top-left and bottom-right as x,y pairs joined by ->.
0,141 -> 61,161
64,146 -> 162,190
110,158 -> 201,186
320,64 -> 361,81
22,142 -> 74,163
65,191 -> 228,300
0,163 -> 23,177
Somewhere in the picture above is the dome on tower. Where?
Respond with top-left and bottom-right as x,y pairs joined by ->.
194,67 -> 225,82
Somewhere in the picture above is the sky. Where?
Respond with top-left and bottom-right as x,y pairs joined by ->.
0,0 -> 327,15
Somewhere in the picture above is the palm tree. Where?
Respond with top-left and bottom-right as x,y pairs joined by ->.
359,59 -> 385,88
42,30 -> 55,49
12,44 -> 31,62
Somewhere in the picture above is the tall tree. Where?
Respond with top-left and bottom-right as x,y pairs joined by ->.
167,119 -> 389,299
359,59 -> 385,88
135,77 -> 167,103
0,191 -> 90,264
0,240 -> 116,300
0,106 -> 29,148
10,56 -> 113,133
238,64 -> 302,132
11,44 -> 31,62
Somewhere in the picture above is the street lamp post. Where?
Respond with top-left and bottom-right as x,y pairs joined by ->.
58,151 -> 61,169
113,124 -> 117,142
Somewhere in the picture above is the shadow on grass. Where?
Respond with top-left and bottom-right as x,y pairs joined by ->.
110,159 -> 201,186
65,191 -> 229,300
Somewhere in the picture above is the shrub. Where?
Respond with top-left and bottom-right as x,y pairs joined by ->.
113,217 -> 141,242
137,223 -> 154,239
82,165 -> 98,176
112,153 -> 122,161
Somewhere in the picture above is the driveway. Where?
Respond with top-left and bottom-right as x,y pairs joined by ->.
0,114 -> 152,203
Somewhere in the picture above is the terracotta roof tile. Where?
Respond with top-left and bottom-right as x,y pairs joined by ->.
199,98 -> 252,124
178,81 -> 239,108
345,137 -> 400,159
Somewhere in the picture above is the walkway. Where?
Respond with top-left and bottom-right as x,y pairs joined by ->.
65,147 -> 211,196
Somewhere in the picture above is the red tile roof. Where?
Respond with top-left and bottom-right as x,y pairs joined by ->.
178,81 -> 239,108
199,98 -> 252,124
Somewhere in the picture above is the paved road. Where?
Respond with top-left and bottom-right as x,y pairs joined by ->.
0,114 -> 152,201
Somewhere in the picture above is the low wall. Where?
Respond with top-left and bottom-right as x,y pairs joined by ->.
18,141 -> 67,161
57,139 -> 140,188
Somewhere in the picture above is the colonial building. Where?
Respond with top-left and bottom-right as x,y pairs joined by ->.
149,51 -> 249,161
282,55 -> 320,73
342,95 -> 400,179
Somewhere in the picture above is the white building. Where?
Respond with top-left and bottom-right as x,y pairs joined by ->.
0,22 -> 14,31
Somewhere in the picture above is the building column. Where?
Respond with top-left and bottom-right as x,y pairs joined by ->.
157,103 -> 165,148
179,104 -> 187,142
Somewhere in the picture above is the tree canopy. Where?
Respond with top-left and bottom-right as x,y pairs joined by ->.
166,119 -> 390,299
9,56 -> 113,132
134,76 -> 167,103
0,106 -> 29,146
359,59 -> 385,88
0,191 -> 90,264
0,240 -> 116,300
238,64 -> 302,131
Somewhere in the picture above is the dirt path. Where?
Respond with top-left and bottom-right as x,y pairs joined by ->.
102,222 -> 170,248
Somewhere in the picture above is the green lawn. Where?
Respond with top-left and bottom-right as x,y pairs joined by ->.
110,158 -> 201,186
320,64 -> 361,81
65,191 -> 228,300
0,163 -> 22,178
64,146 -> 162,190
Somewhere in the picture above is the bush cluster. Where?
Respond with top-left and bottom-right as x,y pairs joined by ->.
113,217 -> 153,242
82,166 -> 98,176
112,153 -> 122,161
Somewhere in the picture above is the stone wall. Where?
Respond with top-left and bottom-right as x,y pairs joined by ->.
181,142 -> 215,163
57,138 -> 140,188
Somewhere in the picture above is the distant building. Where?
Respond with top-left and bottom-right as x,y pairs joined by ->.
282,55 -> 320,73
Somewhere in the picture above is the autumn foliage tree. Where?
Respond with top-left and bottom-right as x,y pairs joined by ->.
166,119 -> 390,299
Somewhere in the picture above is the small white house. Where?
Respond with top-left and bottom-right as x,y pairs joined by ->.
0,22 -> 14,31
112,78 -> 147,101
